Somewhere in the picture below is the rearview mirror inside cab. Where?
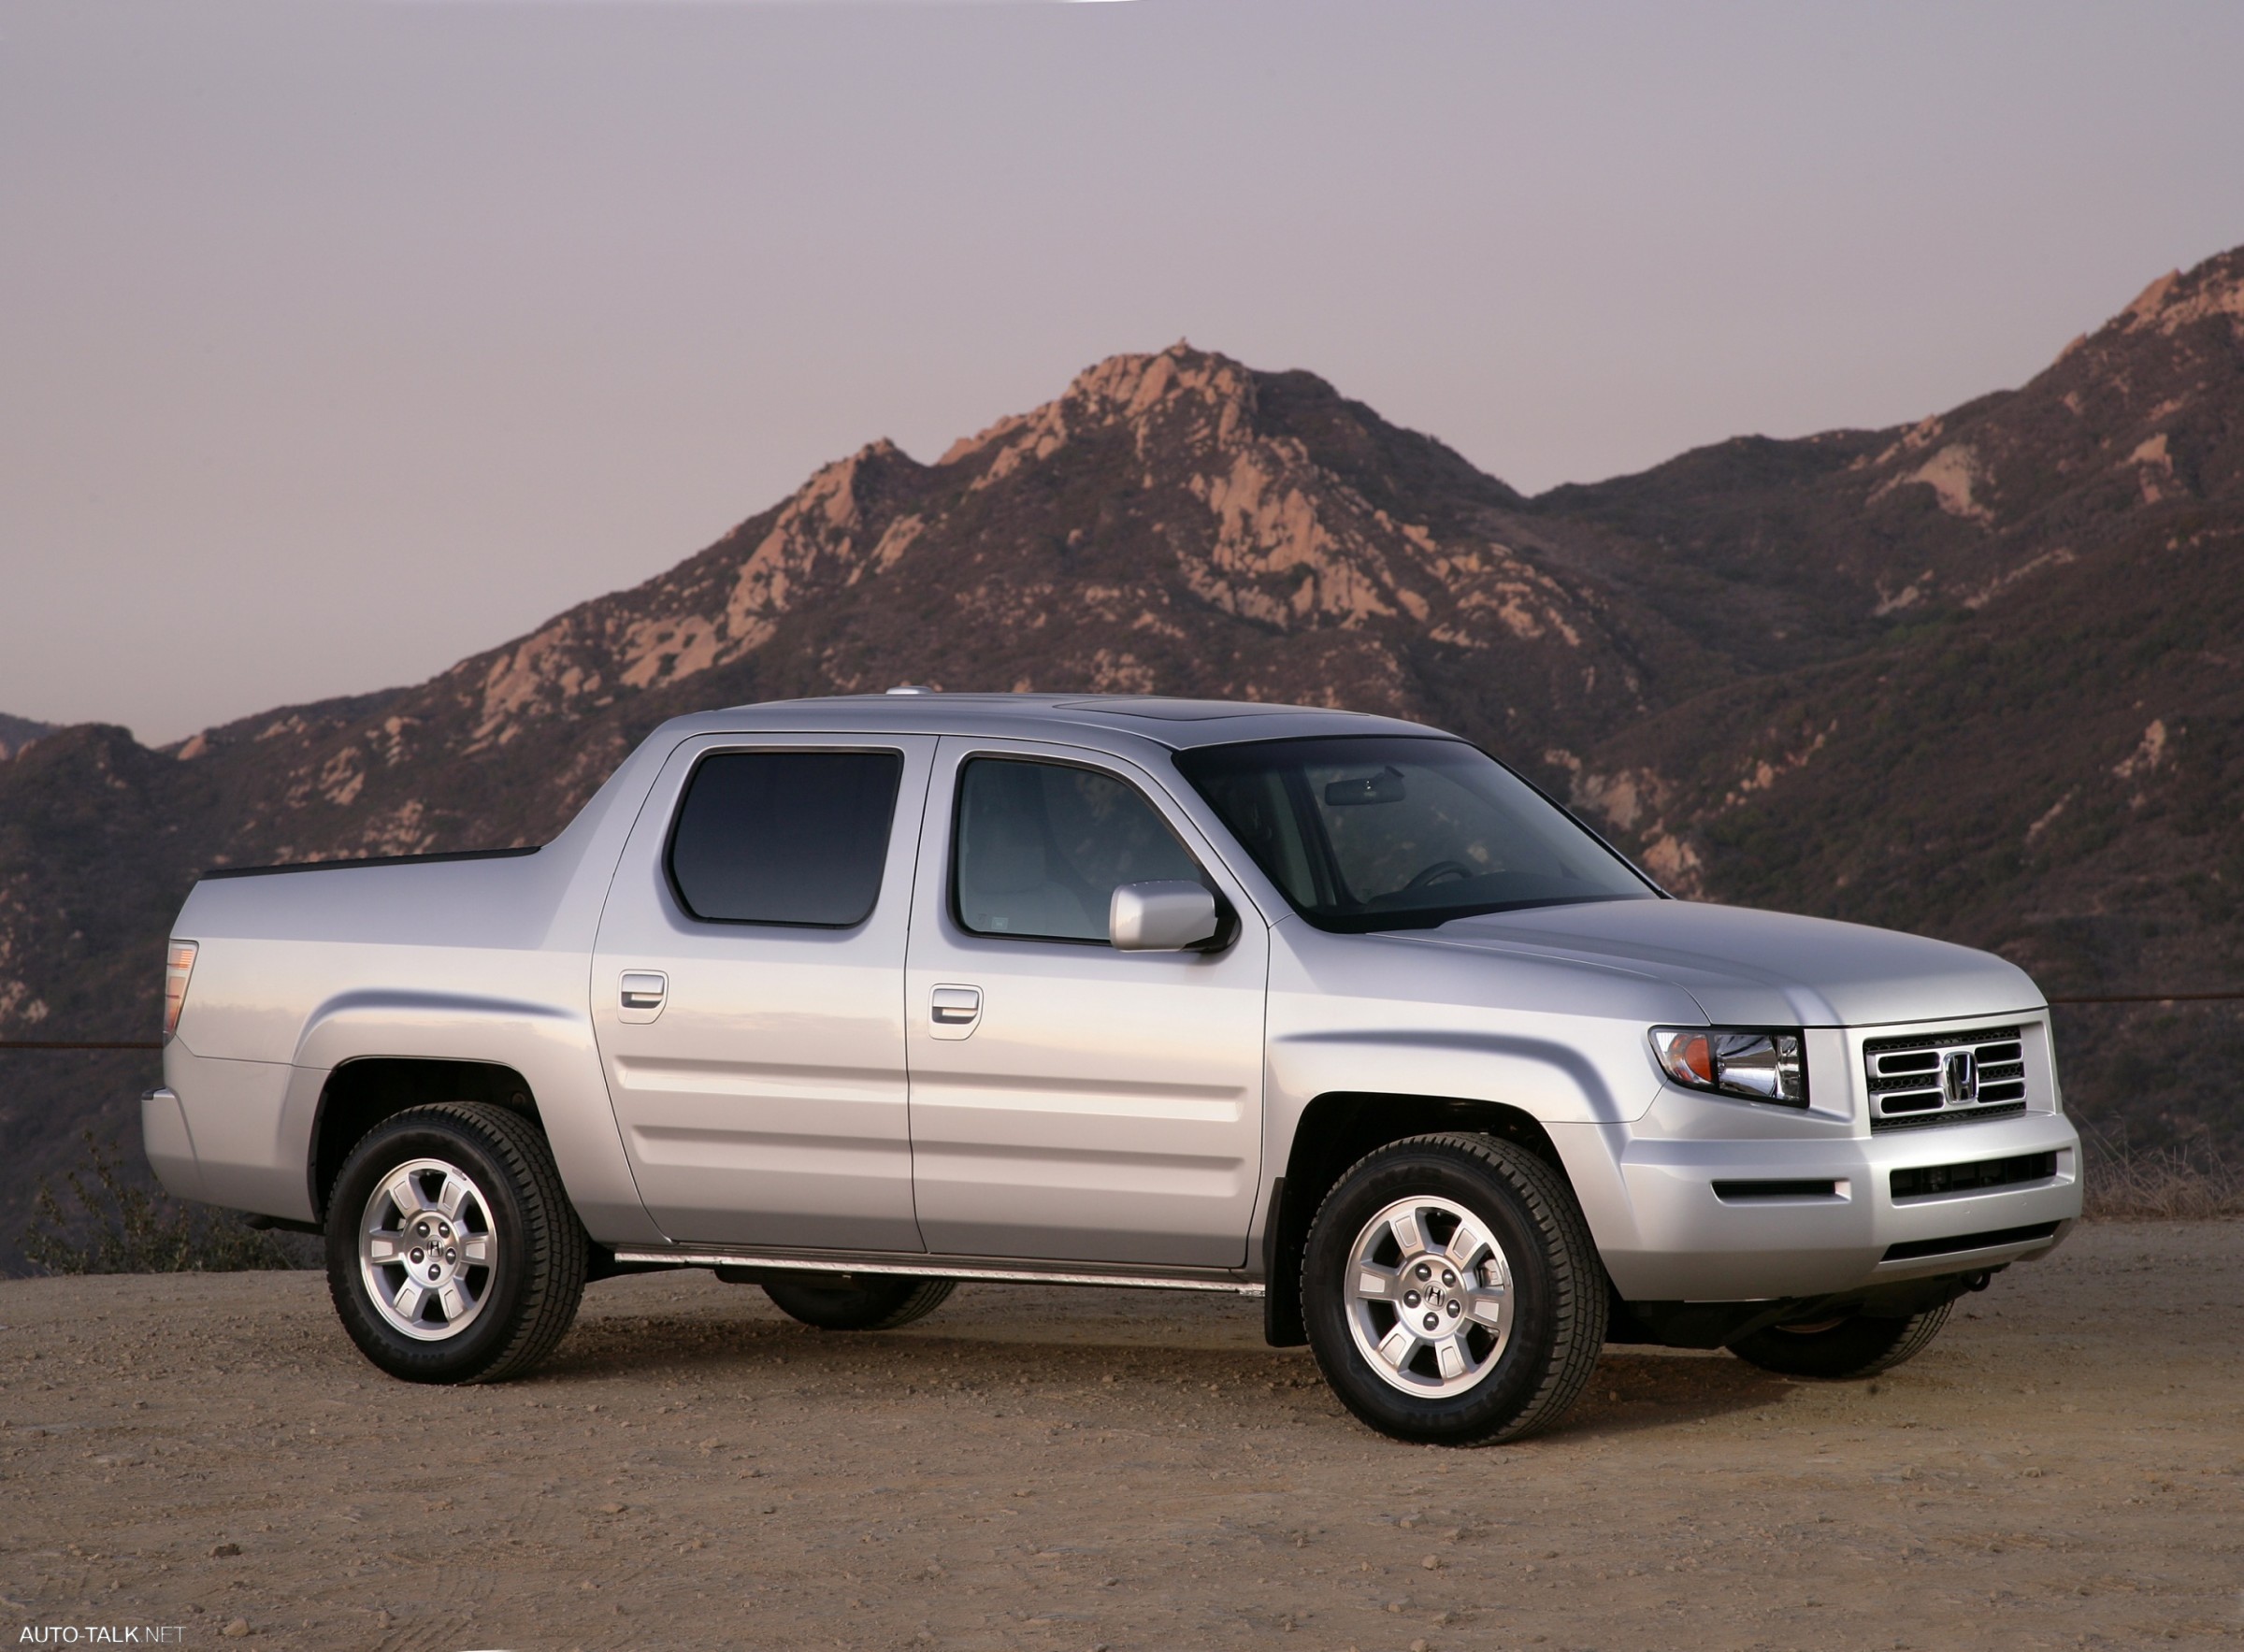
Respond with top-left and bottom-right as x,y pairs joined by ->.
1324,767 -> 1407,807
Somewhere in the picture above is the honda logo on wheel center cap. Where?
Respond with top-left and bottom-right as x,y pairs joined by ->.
1941,1049 -> 1978,1104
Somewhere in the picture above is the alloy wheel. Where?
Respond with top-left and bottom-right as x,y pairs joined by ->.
357,1156 -> 497,1342
1343,1194 -> 1512,1398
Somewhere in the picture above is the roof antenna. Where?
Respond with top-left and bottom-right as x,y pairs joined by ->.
885,683 -> 933,696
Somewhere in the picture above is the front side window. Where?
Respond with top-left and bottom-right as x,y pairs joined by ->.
668,749 -> 903,927
1175,736 -> 1654,933
954,758 -> 1204,942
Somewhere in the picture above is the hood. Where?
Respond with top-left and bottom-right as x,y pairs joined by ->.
1409,898 -> 2043,1028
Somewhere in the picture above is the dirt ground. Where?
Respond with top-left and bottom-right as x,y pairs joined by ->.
2,1223 -> 2238,1652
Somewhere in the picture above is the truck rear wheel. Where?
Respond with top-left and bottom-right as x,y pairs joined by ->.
760,1274 -> 956,1330
1301,1132 -> 1606,1445
1729,1301 -> 1952,1379
325,1102 -> 588,1384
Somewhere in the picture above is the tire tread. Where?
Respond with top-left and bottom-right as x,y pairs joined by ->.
762,1275 -> 956,1331
1731,1300 -> 1952,1380
867,1278 -> 957,1330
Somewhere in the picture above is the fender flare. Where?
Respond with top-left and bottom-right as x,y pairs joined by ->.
291,988 -> 662,1247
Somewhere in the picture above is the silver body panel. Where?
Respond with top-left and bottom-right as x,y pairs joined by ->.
155,693 -> 2084,1306
588,732 -> 936,1250
902,735 -> 1268,1268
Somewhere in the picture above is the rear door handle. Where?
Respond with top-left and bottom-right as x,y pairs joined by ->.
929,984 -> 982,1039
619,971 -> 668,1022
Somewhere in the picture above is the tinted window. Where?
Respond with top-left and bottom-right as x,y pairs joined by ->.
669,750 -> 903,927
1175,736 -> 1652,933
955,758 -> 1204,942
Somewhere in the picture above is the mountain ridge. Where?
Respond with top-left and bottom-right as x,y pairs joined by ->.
5,246 -> 2240,1268
0,713 -> 55,763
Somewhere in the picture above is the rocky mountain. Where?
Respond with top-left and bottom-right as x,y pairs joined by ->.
1548,251 -> 2244,1144
4,246 -> 2239,1268
0,713 -> 53,762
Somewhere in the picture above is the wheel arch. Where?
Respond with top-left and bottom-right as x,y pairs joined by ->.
1263,1091 -> 1567,1347
310,1057 -> 540,1223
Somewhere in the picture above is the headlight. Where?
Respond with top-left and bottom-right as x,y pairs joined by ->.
1650,1026 -> 1806,1107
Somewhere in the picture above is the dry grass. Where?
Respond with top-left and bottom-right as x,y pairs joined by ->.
2079,1122 -> 2244,1220
19,1129 -> 313,1274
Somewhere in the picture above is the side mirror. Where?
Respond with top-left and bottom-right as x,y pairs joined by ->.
1109,881 -> 1219,952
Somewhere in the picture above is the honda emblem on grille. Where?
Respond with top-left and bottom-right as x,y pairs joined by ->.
1941,1049 -> 1978,1104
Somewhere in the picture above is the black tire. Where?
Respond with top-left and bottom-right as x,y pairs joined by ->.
760,1273 -> 957,1331
1301,1132 -> 1607,1446
1729,1300 -> 1952,1380
324,1102 -> 588,1384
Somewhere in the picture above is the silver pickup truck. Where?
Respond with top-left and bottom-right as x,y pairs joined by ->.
147,694 -> 2081,1444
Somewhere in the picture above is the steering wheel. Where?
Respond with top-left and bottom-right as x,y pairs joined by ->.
1402,859 -> 1476,892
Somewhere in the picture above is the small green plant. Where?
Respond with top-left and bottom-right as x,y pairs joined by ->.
20,1129 -> 313,1273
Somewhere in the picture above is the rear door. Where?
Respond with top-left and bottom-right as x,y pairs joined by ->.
903,738 -> 1268,1268
591,732 -> 934,1250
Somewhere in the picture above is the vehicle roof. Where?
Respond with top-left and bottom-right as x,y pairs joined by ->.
659,692 -> 1455,753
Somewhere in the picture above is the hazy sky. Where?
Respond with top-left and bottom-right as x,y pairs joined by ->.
7,1 -> 2243,744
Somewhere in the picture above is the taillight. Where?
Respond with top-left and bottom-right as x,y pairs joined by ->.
163,941 -> 198,1041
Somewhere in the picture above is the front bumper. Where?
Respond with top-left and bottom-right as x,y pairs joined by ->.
1561,1105 -> 2083,1301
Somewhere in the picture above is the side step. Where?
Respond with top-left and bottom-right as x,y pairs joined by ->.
609,1248 -> 1265,1296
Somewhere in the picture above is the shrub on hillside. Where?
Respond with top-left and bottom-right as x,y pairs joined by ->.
20,1130 -> 313,1273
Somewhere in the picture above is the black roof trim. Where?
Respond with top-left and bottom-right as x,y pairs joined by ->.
198,845 -> 542,881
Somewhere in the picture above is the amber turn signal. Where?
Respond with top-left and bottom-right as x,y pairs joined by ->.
1650,1026 -> 1806,1107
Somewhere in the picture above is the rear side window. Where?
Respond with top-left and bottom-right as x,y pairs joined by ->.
668,750 -> 903,927
954,757 -> 1203,942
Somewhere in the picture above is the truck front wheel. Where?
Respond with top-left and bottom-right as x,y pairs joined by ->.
1301,1132 -> 1607,1445
325,1102 -> 588,1384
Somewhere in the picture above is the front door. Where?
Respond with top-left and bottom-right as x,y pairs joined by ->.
591,732 -> 935,1250
904,738 -> 1268,1268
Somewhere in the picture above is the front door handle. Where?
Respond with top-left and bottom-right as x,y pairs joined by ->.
929,984 -> 982,1040
619,971 -> 668,1023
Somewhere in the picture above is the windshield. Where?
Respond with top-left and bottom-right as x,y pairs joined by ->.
1173,735 -> 1656,932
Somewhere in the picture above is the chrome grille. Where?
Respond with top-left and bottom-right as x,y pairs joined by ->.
1863,1024 -> 2029,1132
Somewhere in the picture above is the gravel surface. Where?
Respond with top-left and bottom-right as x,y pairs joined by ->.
2,1222 -> 2238,1650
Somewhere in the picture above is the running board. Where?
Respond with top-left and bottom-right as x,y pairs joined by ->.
610,1248 -> 1264,1297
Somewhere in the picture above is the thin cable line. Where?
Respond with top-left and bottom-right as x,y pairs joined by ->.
0,1040 -> 165,1051
6,993 -> 2242,1051
2045,993 -> 2244,1005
